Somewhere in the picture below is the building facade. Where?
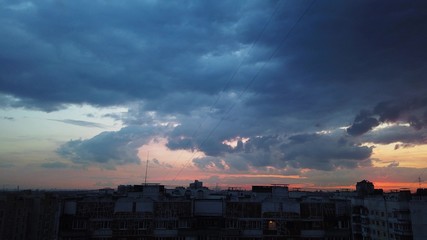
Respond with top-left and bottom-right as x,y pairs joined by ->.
1,180 -> 426,239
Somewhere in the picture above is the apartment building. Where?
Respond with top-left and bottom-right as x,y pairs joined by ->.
56,181 -> 353,239
0,190 -> 61,240
2,180 -> 426,239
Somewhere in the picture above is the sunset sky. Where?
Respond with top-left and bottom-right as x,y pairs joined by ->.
1,0 -> 427,191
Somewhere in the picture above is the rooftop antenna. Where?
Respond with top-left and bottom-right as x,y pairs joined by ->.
419,176 -> 422,188
144,152 -> 149,185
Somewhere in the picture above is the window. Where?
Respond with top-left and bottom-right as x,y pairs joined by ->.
119,221 -> 127,230
226,220 -> 239,229
72,220 -> 86,229
247,220 -> 261,229
138,221 -> 150,229
178,220 -> 189,229
268,220 -> 277,230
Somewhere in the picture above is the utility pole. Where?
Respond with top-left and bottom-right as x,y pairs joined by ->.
144,152 -> 149,185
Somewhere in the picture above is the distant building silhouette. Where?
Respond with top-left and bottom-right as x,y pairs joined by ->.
356,179 -> 375,196
1,180 -> 427,239
189,180 -> 203,189
0,190 -> 60,240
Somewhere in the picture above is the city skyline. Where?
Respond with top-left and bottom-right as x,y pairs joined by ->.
1,0 -> 427,191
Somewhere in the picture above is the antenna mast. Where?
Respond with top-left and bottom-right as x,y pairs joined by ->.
144,152 -> 149,185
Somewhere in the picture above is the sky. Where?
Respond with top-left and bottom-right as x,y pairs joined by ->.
1,0 -> 427,191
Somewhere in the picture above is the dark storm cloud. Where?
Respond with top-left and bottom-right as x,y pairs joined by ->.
347,114 -> 379,136
192,133 -> 372,172
361,125 -> 427,145
0,0 -> 425,118
1,0 -> 424,115
167,135 -> 234,157
374,98 -> 427,129
0,0 -> 252,110
280,134 -> 372,170
1,1 -> 427,170
348,97 -> 427,136
247,0 -> 427,117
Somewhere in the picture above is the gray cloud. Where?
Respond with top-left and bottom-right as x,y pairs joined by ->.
151,158 -> 173,169
386,161 -> 400,168
193,156 -> 229,171
56,126 -> 162,167
40,161 -> 68,169
49,119 -> 106,128
394,143 -> 416,150
0,161 -> 15,168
